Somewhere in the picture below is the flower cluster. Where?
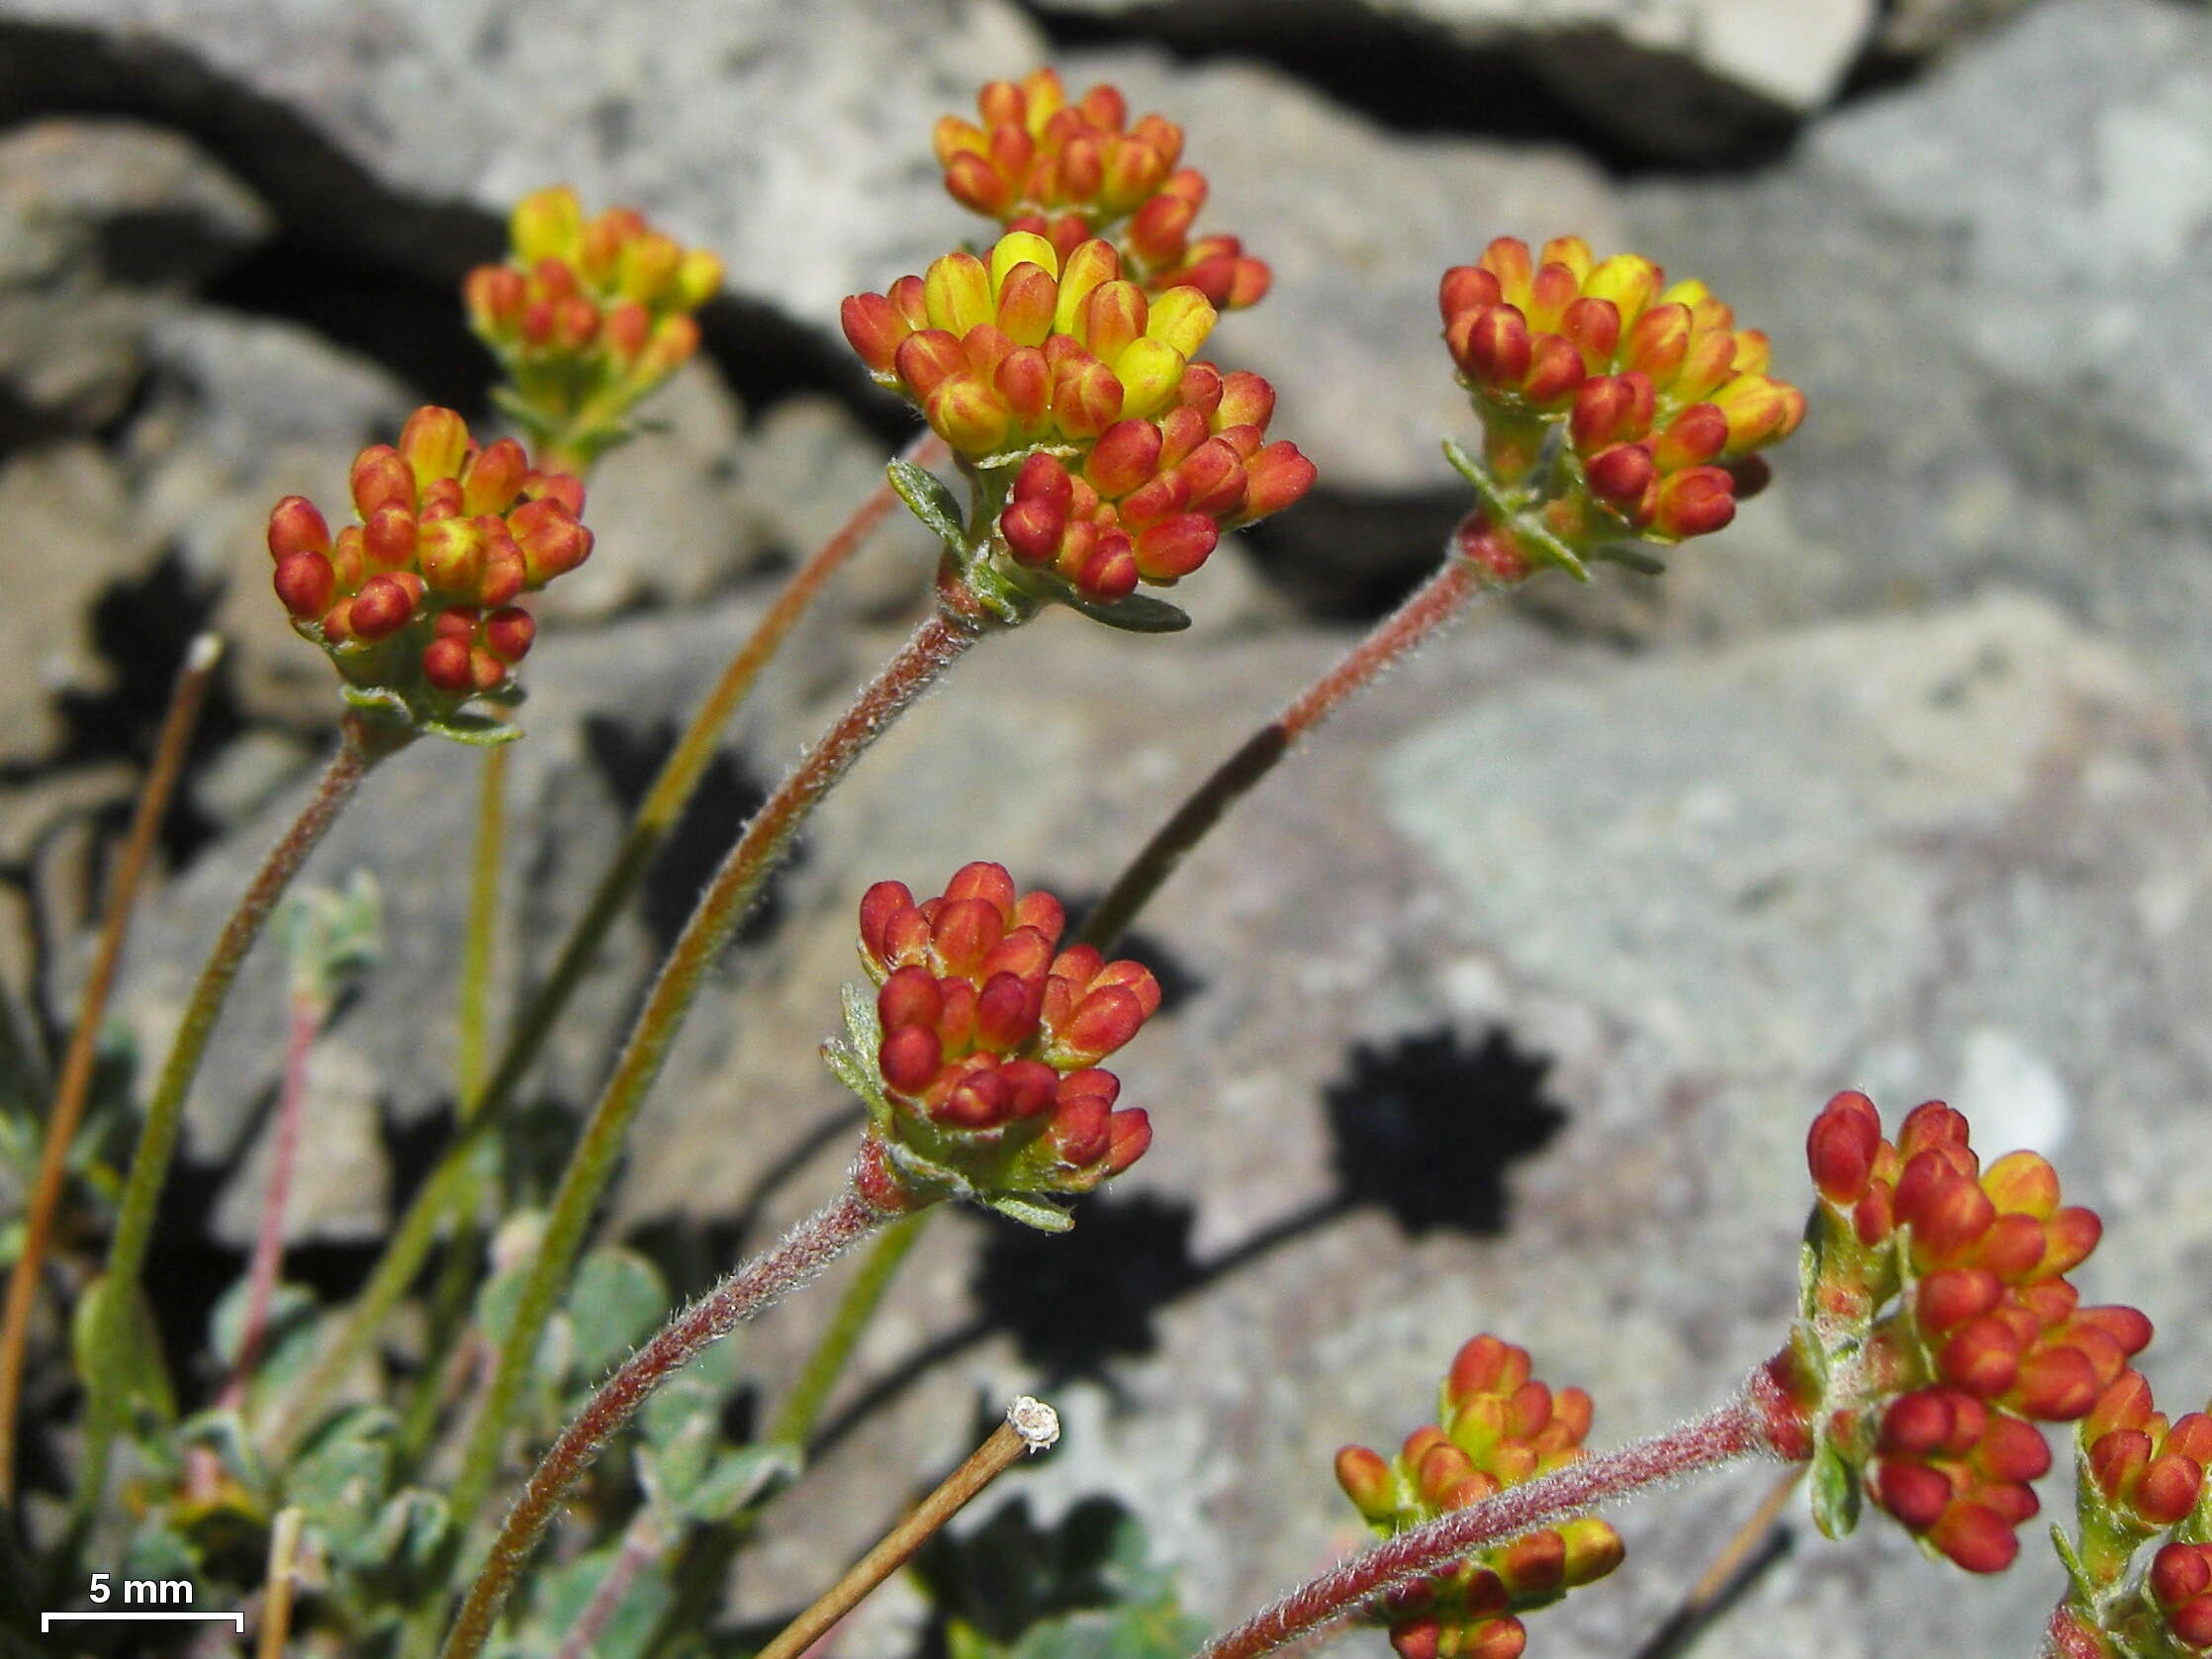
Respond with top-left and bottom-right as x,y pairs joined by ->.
1335,1336 -> 1623,1659
268,408 -> 590,733
2032,1369 -> 2212,1655
464,186 -> 722,465
842,230 -> 1313,605
935,68 -> 1268,310
837,864 -> 1156,1222
1785,1092 -> 2151,1573
1437,236 -> 1803,557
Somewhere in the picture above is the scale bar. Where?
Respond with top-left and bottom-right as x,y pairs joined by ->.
43,1613 -> 245,1630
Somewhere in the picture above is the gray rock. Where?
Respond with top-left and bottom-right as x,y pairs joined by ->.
1031,0 -> 1877,152
0,441 -> 164,764
1614,0 -> 2212,723
0,0 -> 1047,317
0,118 -> 270,437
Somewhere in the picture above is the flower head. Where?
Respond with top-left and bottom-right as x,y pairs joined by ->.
1335,1335 -> 1623,1659
843,230 -> 1313,613
1435,237 -> 1803,580
267,407 -> 590,739
465,186 -> 721,466
1779,1092 -> 2150,1573
935,68 -> 1268,311
832,863 -> 1157,1228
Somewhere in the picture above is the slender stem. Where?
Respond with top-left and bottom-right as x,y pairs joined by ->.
550,1506 -> 668,1659
444,599 -> 985,1536
455,434 -> 934,1145
220,990 -> 324,1410
457,745 -> 507,1110
767,1210 -> 933,1449
755,1399 -> 1060,1659
1193,1393 -> 1777,1659
0,634 -> 221,1500
277,452 -> 935,1455
255,1505 -> 306,1659
434,1189 -> 894,1659
77,709 -> 404,1510
1075,557 -> 1502,952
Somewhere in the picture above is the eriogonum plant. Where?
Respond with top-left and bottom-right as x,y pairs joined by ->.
22,52 -> 2202,1659
268,406 -> 593,743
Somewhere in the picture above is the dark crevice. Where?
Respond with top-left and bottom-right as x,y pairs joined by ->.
1023,0 -> 1806,174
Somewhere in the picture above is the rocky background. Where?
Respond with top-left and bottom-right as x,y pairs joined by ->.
3,0 -> 2211,1654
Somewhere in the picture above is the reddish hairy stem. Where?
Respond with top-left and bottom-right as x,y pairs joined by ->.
1194,1387 -> 1783,1659
435,1189 -> 893,1659
0,635 -> 220,1500
1075,556 -> 1501,952
221,990 -> 323,1409
78,708 -> 405,1509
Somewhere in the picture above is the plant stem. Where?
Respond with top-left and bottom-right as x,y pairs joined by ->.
1192,1392 -> 1779,1659
1075,556 -> 1505,953
255,1505 -> 306,1659
455,435 -> 933,1143
1629,1464 -> 1803,1659
754,1398 -> 1060,1659
434,1188 -> 894,1659
443,596 -> 985,1536
220,989 -> 323,1410
767,1209 -> 932,1450
457,744 -> 507,1110
78,708 -> 406,1510
550,1506 -> 668,1659
275,451 -> 936,1457
0,634 -> 221,1502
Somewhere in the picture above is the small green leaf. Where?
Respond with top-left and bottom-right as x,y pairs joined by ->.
73,1275 -> 176,1429
422,714 -> 524,747
683,1443 -> 801,1521
889,459 -> 967,549
1060,590 -> 1191,634
566,1247 -> 671,1376
178,1409 -> 265,1490
1440,434 -> 1489,491
981,1193 -> 1074,1233
1808,1440 -> 1861,1539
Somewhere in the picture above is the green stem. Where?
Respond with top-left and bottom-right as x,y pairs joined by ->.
79,710 -> 406,1509
1076,556 -> 1504,953
442,595 -> 987,1538
270,452 -> 930,1459
434,1188 -> 894,1659
457,745 -> 507,1109
766,1210 -> 933,1449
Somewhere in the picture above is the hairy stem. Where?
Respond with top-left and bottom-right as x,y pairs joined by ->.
220,990 -> 323,1410
1194,1391 -> 1779,1659
755,1399 -> 1060,1659
0,634 -> 221,1500
79,707 -> 405,1509
435,1189 -> 893,1659
767,1209 -> 933,1450
444,596 -> 985,1535
274,453 -> 933,1456
1075,557 -> 1504,952
457,744 -> 507,1110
